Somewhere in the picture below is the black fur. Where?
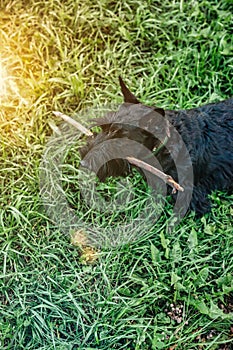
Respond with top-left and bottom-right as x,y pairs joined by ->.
79,77 -> 233,216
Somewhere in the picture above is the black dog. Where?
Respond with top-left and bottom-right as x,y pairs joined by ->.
79,77 -> 233,216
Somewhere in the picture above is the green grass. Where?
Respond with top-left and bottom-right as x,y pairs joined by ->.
0,0 -> 233,349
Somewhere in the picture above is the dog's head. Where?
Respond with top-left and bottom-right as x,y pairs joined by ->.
79,77 -> 169,181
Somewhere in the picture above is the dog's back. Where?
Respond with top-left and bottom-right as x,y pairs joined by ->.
158,98 -> 233,214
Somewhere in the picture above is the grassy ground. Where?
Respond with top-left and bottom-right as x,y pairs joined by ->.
0,0 -> 233,349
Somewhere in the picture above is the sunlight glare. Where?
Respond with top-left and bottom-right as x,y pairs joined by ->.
0,60 -> 28,105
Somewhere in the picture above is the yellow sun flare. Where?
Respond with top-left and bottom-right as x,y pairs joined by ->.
0,60 -> 28,105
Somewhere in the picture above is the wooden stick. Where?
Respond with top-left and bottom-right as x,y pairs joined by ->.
126,156 -> 184,193
53,111 -> 93,137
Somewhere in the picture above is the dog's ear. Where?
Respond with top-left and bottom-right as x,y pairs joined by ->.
119,76 -> 140,104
